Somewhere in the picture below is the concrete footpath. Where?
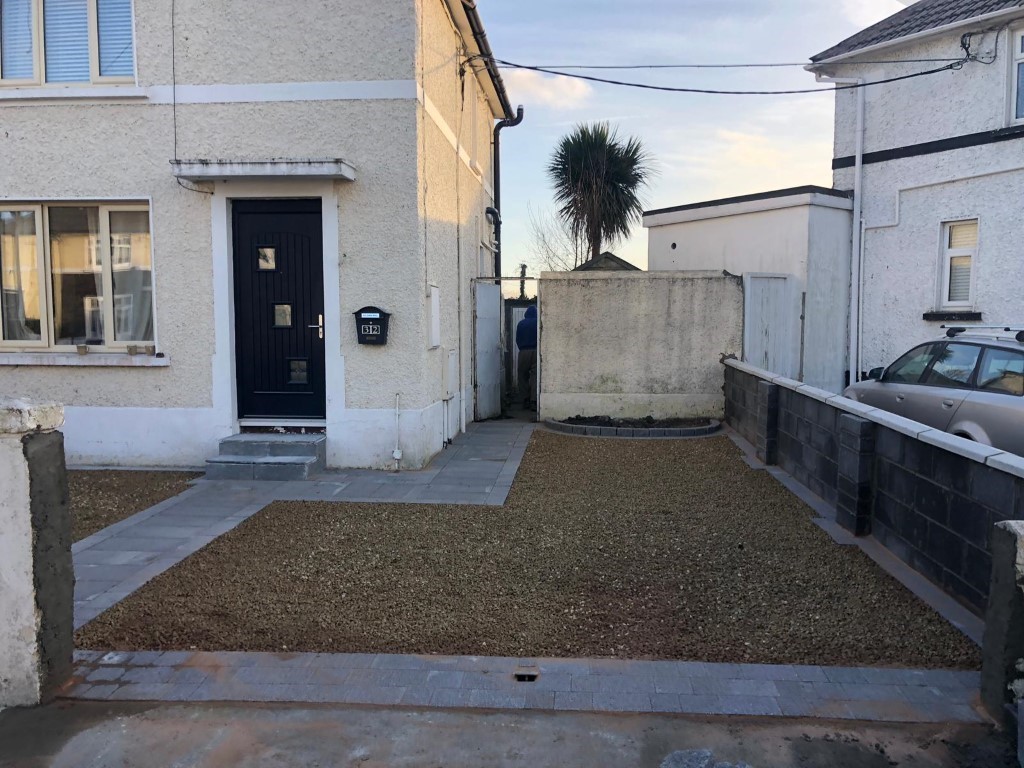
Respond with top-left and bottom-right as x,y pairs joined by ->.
0,699 -> 1012,768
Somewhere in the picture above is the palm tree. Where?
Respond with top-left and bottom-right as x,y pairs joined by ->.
546,123 -> 653,265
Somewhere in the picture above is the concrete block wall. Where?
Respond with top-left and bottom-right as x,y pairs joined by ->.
724,359 -> 1024,616
776,386 -> 839,506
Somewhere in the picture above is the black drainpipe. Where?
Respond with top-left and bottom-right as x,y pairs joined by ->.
490,106 -> 524,283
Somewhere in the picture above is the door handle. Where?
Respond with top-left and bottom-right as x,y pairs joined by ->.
942,399 -> 955,408
896,395 -> 905,402
308,313 -> 324,340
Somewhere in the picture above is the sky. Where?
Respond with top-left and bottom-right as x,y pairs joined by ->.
479,0 -> 906,282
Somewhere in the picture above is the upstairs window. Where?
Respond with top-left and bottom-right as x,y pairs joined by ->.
0,0 -> 135,85
940,220 -> 977,309
1015,29 -> 1024,123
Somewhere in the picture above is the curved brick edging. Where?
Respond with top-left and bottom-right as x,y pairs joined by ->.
545,419 -> 722,439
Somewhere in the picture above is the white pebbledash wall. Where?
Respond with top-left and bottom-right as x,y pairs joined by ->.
825,21 -> 1024,370
538,272 -> 743,420
0,0 -> 503,469
644,192 -> 852,393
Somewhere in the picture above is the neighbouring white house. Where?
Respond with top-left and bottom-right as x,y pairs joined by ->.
644,187 -> 853,394
646,0 -> 1024,394
0,0 -> 521,471
810,0 -> 1024,375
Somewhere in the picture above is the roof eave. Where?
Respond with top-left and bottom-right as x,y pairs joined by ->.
443,0 -> 514,120
808,5 -> 1024,68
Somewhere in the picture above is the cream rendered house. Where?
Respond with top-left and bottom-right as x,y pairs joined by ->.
0,0 -> 517,472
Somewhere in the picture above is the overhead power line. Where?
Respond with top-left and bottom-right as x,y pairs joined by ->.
500,58 -> 967,70
471,56 -> 970,96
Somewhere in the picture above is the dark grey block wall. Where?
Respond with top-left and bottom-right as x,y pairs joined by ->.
776,388 -> 839,507
723,362 -> 1024,616
723,365 -> 758,448
872,427 -> 1024,613
23,431 -> 73,702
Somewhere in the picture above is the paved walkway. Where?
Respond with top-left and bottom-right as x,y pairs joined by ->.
64,650 -> 983,724
73,421 -> 534,628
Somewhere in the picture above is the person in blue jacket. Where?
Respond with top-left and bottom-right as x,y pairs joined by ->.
516,305 -> 538,409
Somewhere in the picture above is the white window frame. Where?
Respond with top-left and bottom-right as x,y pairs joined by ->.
939,219 -> 979,311
0,205 -> 48,348
0,0 -> 136,87
0,201 -> 152,352
1013,27 -> 1024,126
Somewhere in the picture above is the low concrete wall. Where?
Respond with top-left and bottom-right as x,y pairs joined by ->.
539,271 -> 743,421
724,359 -> 1024,615
0,400 -> 73,708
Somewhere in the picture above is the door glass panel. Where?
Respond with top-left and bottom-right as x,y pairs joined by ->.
257,247 -> 276,270
273,304 -> 292,327
883,344 -> 939,383
49,207 -> 102,345
921,344 -> 982,388
0,210 -> 41,341
977,347 -> 1024,396
288,359 -> 308,384
109,211 -> 153,341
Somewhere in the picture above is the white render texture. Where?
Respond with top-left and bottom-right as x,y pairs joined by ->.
0,0 -> 505,468
539,272 -> 743,421
646,197 -> 852,393
825,24 -> 1024,370
0,401 -> 64,707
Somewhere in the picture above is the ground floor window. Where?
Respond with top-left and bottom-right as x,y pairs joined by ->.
939,219 -> 977,309
0,202 -> 154,350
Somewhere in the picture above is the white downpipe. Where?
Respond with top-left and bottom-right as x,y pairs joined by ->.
393,393 -> 402,471
816,73 -> 865,384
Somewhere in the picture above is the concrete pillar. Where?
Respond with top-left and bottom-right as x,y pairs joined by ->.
981,521 -> 1024,726
755,381 -> 779,465
0,399 -> 72,708
836,414 -> 875,536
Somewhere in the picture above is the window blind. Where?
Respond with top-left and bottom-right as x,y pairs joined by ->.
1017,62 -> 1023,120
97,0 -> 133,77
948,222 -> 978,250
1,0 -> 35,79
948,256 -> 972,303
43,0 -> 90,83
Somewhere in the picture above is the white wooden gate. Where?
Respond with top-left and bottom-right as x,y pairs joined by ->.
473,282 -> 502,420
743,273 -> 802,380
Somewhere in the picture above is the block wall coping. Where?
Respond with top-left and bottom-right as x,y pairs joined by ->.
724,358 -> 1024,481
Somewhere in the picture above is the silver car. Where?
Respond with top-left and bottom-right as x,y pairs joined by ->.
843,328 -> 1024,456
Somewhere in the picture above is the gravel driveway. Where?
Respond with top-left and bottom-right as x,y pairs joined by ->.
70,471 -> 201,543
76,433 -> 979,668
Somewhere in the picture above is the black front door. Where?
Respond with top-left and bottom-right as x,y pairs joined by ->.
232,199 -> 326,419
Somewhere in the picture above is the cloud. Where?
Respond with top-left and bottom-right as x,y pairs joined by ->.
503,69 -> 594,110
839,0 -> 905,29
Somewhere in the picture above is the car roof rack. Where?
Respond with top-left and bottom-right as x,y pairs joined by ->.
941,324 -> 1024,343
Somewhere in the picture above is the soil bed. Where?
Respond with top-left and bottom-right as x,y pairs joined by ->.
70,471 -> 201,543
563,415 -> 712,429
76,434 -> 979,669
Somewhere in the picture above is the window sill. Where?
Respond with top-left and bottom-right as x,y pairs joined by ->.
0,85 -> 146,103
0,352 -> 169,367
923,311 -> 982,322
